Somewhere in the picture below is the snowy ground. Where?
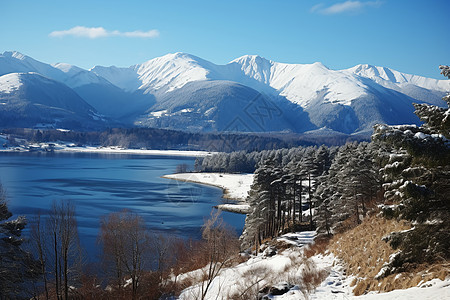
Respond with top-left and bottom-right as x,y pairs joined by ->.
178,230 -> 450,300
0,141 -> 212,157
312,262 -> 450,300
347,279 -> 450,300
162,172 -> 253,202
179,231 -> 317,300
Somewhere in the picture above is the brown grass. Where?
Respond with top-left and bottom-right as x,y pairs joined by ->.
300,258 -> 329,293
304,237 -> 330,258
328,215 -> 450,295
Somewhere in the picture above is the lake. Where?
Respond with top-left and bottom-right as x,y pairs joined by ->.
0,152 -> 245,260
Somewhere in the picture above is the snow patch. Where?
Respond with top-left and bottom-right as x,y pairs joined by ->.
150,109 -> 168,117
0,73 -> 22,93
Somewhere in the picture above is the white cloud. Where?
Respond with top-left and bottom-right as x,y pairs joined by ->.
49,26 -> 160,39
311,1 -> 382,15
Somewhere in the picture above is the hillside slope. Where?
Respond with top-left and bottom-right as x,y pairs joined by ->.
0,72 -> 106,129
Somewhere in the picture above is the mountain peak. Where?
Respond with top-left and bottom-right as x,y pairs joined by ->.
1,51 -> 28,60
230,54 -> 272,66
52,62 -> 85,73
348,63 -> 410,84
311,61 -> 328,69
147,52 -> 206,64
167,52 -> 196,59
134,52 -> 215,93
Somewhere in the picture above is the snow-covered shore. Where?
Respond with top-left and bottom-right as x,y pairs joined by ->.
0,141 -> 212,157
162,173 -> 253,207
53,146 -> 211,157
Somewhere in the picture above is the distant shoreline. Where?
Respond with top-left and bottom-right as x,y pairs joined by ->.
0,144 -> 213,158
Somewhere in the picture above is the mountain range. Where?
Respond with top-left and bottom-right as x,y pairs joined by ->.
0,51 -> 448,135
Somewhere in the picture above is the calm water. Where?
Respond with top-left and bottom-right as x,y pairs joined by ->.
0,152 -> 245,260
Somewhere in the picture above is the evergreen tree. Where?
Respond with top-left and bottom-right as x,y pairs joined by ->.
372,66 -> 450,268
0,184 -> 40,298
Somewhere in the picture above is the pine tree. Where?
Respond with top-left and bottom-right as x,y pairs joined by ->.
0,184 -> 40,298
372,65 -> 450,268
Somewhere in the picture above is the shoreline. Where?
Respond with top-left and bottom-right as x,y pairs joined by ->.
0,145 -> 213,158
162,172 -> 253,214
161,174 -> 240,201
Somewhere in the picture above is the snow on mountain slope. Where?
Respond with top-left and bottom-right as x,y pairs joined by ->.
93,52 -> 448,110
0,51 -> 156,123
0,71 -> 22,93
52,62 -> 110,88
1,51 -> 449,134
347,64 -> 448,90
92,53 -> 222,94
135,80 -> 313,132
345,64 -> 449,106
134,52 -> 225,93
229,55 -> 449,108
90,65 -> 141,91
0,51 -> 111,89
0,51 -> 67,83
0,72 -> 107,129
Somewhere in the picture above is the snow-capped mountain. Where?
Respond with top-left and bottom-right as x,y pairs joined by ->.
0,51 -> 155,120
0,51 -> 107,88
92,53 -> 448,107
0,72 -> 106,129
1,51 -> 448,134
92,53 -> 448,133
92,52 -> 225,93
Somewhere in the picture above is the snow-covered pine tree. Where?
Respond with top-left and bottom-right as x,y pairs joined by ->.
325,142 -> 358,232
314,182 -> 334,237
372,65 -> 450,268
240,158 -> 280,250
240,186 -> 271,252
299,148 -> 320,230
285,158 -> 306,224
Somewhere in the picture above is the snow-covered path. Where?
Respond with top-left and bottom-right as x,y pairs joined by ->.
178,229 -> 450,300
179,231 -> 317,300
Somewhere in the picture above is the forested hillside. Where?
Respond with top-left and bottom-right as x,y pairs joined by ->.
198,66 -> 449,276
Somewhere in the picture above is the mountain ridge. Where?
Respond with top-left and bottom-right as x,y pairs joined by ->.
0,51 -> 448,134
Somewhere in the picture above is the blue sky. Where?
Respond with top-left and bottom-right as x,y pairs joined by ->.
1,0 -> 449,79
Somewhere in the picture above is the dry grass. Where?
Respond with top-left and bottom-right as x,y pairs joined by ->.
304,237 -> 330,258
300,258 -> 329,293
329,215 -> 450,295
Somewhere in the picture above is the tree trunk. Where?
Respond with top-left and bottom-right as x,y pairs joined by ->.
54,232 -> 60,300
308,174 -> 313,230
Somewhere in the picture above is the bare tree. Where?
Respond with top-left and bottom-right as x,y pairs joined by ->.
47,200 -> 83,300
188,210 -> 240,300
29,213 -> 50,299
99,210 -> 151,300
